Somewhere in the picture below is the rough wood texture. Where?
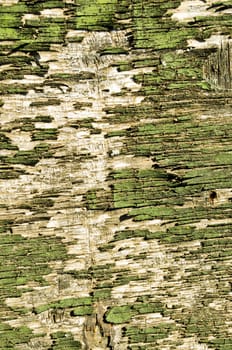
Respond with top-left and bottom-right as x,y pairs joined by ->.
0,1 -> 231,349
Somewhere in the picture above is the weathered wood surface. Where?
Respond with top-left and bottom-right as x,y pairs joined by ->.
0,0 -> 231,349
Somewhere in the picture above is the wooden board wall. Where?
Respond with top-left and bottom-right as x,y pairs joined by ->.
0,1 -> 231,349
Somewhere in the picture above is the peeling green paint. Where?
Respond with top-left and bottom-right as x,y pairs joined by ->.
71,306 -> 94,316
34,296 -> 93,314
3,146 -> 53,166
105,301 -> 165,324
124,323 -> 176,344
0,134 -> 18,150
32,128 -> 58,141
105,305 -> 135,324
50,332 -> 81,350
0,0 -> 231,348
0,324 -> 33,349
93,288 -> 111,300
76,0 -> 118,30
0,233 -> 69,349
